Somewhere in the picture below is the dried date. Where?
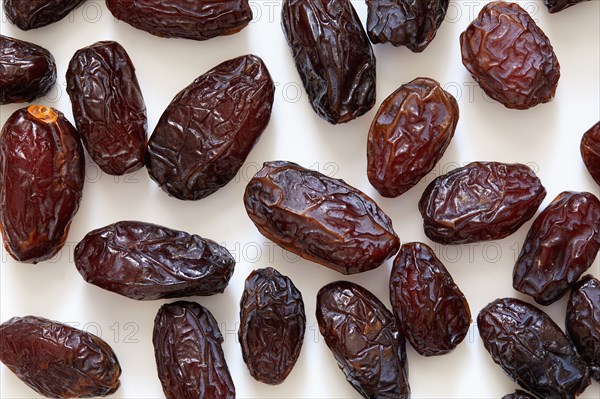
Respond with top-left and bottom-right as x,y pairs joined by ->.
244,161 -> 400,274
502,391 -> 537,399
368,77 -> 458,197
460,1 -> 560,109
316,281 -> 410,399
282,0 -> 376,124
544,0 -> 591,13
581,121 -> 600,186
3,0 -> 85,30
0,315 -> 121,398
418,161 -> 546,244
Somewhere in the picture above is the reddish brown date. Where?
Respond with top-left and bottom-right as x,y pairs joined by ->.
545,0 -> 591,13
239,267 -> 305,384
74,221 -> 235,300
66,41 -> 147,176
146,55 -> 274,200
581,121 -> 600,186
460,1 -> 560,109
3,0 -> 85,30
106,0 -> 252,40
419,162 -> 546,244
153,301 -> 235,399
0,316 -> 121,398
478,298 -> 590,399
502,391 -> 537,399
0,106 -> 84,263
390,242 -> 470,356
0,35 -> 56,104
368,77 -> 458,197
282,0 -> 376,124
317,281 -> 410,399
244,161 -> 400,274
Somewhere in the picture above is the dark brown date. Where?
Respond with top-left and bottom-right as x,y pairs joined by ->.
0,35 -> 56,104
419,161 -> 546,244
244,161 -> 400,274
390,242 -> 470,356
66,41 -> 147,176
282,0 -> 376,124
478,298 -> 590,399
153,301 -> 235,399
566,275 -> 600,382
316,281 -> 410,399
106,0 -> 252,40
0,106 -> 84,263
239,267 -> 305,384
146,54 -> 274,200
3,0 -> 84,30
502,391 -> 537,399
545,0 -> 591,13
581,121 -> 600,186
0,315 -> 121,398
366,0 -> 449,52
460,1 -> 560,109
74,221 -> 235,300
367,77 -> 458,197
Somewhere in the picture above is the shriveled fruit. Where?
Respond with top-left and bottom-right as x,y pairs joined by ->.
3,0 -> 85,30
581,121 -> 600,186
544,0 -> 591,13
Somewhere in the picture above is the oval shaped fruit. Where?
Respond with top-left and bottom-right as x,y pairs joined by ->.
244,161 -> 400,274
0,106 -> 84,263
281,0 -> 376,124
74,221 -> 235,300
478,298 -> 590,399
502,391 -> 537,399
106,0 -> 252,40
239,267 -> 305,384
66,41 -> 147,176
418,161 -> 546,244
390,242 -> 470,356
368,77 -> 459,197
0,315 -> 121,398
153,301 -> 235,399
581,121 -> 600,186
3,0 -> 84,30
316,281 -> 410,399
460,1 -> 560,109
544,0 -> 590,13
146,54 -> 274,200
0,35 -> 56,104
513,191 -> 600,305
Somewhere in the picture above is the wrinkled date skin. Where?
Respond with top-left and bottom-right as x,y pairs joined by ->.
513,191 -> 600,305
74,221 -> 235,300
566,275 -> 600,382
106,0 -> 252,40
366,0 -> 449,52
244,161 -> 400,274
153,301 -> 235,399
147,55 -> 274,200
3,0 -> 85,30
0,35 -> 56,104
478,298 -> 590,399
0,316 -> 121,398
368,77 -> 458,197
316,281 -> 410,399
0,106 -> 84,263
419,162 -> 546,244
502,391 -> 537,399
239,267 -> 306,384
545,0 -> 590,13
282,0 -> 376,124
390,242 -> 471,356
460,1 -> 560,109
66,41 -> 147,176
581,121 -> 600,186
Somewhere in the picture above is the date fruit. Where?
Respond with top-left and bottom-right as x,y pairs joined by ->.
239,267 -> 305,384
478,298 -> 590,399
419,161 -> 546,244
460,1 -> 560,109
0,315 -> 121,398
153,301 -> 235,399
0,106 -> 84,263
390,242 -> 470,356
66,41 -> 147,176
368,77 -> 458,197
106,0 -> 252,40
146,54 -> 274,200
502,391 -> 536,399
366,0 -> 449,52
244,161 -> 400,274
317,281 -> 410,399
74,221 -> 235,300
0,35 -> 56,104
544,0 -> 590,13
282,0 -> 376,124
3,0 -> 85,30
581,121 -> 600,186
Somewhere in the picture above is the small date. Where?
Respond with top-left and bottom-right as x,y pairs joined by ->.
581,121 -> 600,186
3,0 -> 85,30
544,0 -> 591,13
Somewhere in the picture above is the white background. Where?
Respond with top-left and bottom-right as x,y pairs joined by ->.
1,0 -> 599,398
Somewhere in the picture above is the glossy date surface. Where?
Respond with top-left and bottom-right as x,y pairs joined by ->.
544,0 -> 590,13
581,121 -> 600,186
3,0 -> 84,30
